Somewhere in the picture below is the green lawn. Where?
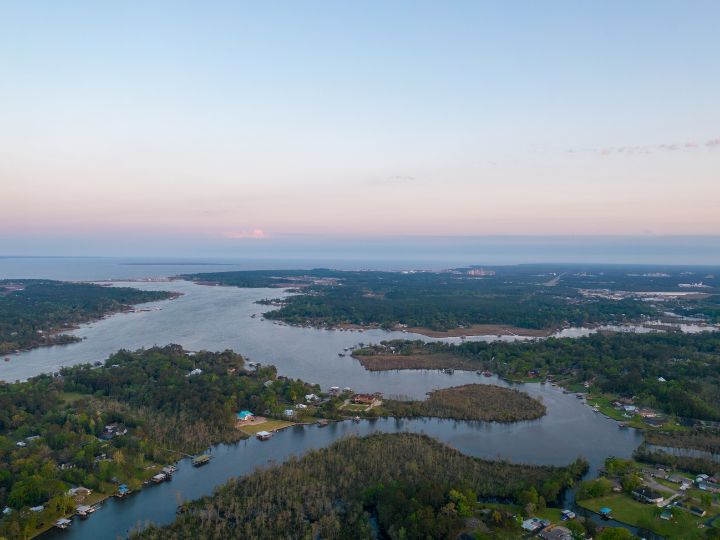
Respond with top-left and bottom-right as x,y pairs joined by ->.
238,419 -> 295,435
577,493 -> 707,540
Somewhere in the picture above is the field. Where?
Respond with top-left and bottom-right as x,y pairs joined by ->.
578,493 -> 709,539
238,419 -> 296,435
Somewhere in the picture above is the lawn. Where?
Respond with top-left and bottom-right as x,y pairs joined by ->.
577,493 -> 708,540
238,419 -> 296,435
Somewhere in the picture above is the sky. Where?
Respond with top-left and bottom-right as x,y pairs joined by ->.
1,1 -> 719,261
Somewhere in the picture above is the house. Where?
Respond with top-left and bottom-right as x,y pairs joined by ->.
657,377 -> 667,382
101,423 -> 127,439
690,506 -> 707,517
667,474 -> 687,484
236,410 -> 254,421
186,368 -> 203,377
15,441 -> 26,448
623,405 -> 637,413
650,468 -> 668,480
295,403 -> 308,409
539,526 -> 572,540
284,409 -> 295,417
328,386 -> 341,396
632,487 -> 664,504
521,517 -> 547,532
305,393 -> 320,402
30,505 -> 44,512
68,486 -> 92,498
352,393 -> 381,406
698,481 -> 720,493
117,484 -> 131,497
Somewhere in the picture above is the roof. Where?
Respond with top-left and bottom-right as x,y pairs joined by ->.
237,410 -> 254,419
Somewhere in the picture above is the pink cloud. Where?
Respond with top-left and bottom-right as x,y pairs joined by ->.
223,229 -> 267,239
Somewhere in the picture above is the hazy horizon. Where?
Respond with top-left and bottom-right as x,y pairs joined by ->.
2,235 -> 720,267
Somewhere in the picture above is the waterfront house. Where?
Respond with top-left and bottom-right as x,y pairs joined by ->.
237,410 -> 254,421
632,487 -> 664,504
55,518 -> 72,529
599,507 -> 613,519
117,484 -> 131,497
284,409 -> 294,417
305,393 -> 320,402
352,393 -> 380,406
152,472 -> 168,483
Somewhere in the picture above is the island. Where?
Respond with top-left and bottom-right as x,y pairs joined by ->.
0,280 -> 176,354
381,384 -> 546,423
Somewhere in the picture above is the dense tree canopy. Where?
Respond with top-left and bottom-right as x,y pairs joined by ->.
0,280 -> 173,354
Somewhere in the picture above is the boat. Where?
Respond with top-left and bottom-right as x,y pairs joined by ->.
3,357 -> 9,362
443,368 -> 454,374
338,353 -> 345,357
162,465 -> 177,476
482,371 -> 492,377
317,419 -> 329,427
191,454 -> 211,467
352,416 -> 361,423
256,430 -> 273,441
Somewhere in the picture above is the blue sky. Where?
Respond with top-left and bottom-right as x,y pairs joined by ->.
1,1 -> 719,259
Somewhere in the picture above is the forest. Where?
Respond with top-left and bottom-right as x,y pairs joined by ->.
0,346 -> 319,539
132,433 -> 588,540
0,280 -> 173,354
182,267 -> 663,331
355,331 -> 720,421
382,384 -> 546,423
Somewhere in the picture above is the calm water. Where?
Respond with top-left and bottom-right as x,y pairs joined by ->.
42,414 -> 640,540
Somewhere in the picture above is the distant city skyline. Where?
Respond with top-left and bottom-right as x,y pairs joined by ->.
2,1 -> 719,256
